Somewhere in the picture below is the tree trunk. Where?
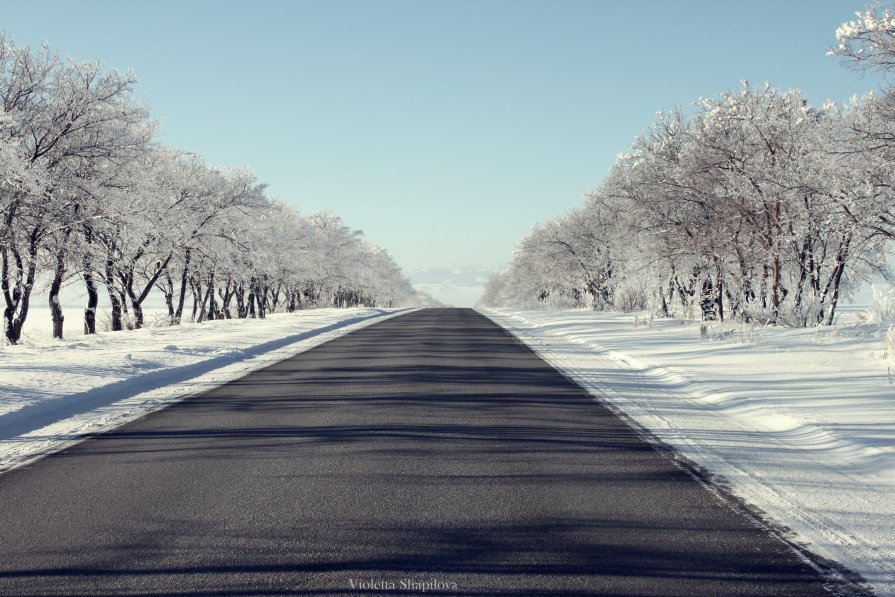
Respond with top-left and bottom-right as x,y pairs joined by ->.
700,277 -> 717,321
270,283 -> 282,313
83,268 -> 99,335
82,225 -> 99,335
190,277 -> 200,323
2,232 -> 40,344
197,283 -> 212,323
108,290 -> 123,332
126,253 -> 172,329
770,199 -> 782,323
287,288 -> 297,313
162,271 -> 175,324
1,247 -> 22,344
235,284 -> 246,318
759,264 -> 769,311
104,252 -> 123,332
247,278 -> 257,318
119,288 -> 130,328
48,248 -> 66,340
248,291 -> 257,318
821,234 -> 852,326
715,263 -> 724,322
220,281 -> 233,319
173,249 -> 192,325
121,272 -> 143,329
121,269 -> 143,329
258,283 -> 268,319
131,298 -> 144,329
206,272 -> 218,321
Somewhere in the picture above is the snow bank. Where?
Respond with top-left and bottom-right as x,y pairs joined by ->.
481,308 -> 895,596
0,308 -> 409,473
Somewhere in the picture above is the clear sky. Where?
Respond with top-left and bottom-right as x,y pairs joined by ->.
0,0 -> 883,274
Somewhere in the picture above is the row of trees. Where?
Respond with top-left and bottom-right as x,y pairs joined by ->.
1,36 -> 420,344
480,7 -> 895,326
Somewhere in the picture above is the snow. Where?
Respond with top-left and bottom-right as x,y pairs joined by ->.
481,307 -> 895,596
0,307 -> 411,474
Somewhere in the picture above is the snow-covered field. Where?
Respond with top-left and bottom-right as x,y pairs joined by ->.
481,307 -> 895,596
0,307 -> 409,473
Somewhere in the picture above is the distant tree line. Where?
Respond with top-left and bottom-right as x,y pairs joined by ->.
0,35 -> 420,344
480,8 -> 895,326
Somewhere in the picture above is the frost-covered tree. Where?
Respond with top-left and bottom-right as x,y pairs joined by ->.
0,35 -> 422,342
829,8 -> 895,71
829,6 -> 895,245
484,82 -> 888,326
0,105 -> 43,343
0,35 -> 150,341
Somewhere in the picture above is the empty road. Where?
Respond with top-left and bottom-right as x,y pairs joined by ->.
0,309 -> 857,595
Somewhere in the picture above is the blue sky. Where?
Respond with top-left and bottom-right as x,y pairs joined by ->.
0,0 -> 883,274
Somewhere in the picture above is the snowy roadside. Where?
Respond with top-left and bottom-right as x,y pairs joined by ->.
0,308 -> 411,474
480,307 -> 895,596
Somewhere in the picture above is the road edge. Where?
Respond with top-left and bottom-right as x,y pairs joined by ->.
476,307 -> 876,597
0,308 -> 416,476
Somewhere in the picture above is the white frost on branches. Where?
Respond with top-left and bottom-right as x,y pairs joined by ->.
480,81 -> 891,326
0,34 -> 422,344
829,9 -> 895,71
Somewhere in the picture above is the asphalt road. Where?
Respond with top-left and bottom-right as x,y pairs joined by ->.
0,308 -> 857,596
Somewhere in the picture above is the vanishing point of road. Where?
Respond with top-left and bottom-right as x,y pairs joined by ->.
0,309 -> 861,595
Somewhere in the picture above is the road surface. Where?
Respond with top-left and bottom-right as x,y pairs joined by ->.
0,308 -> 858,595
